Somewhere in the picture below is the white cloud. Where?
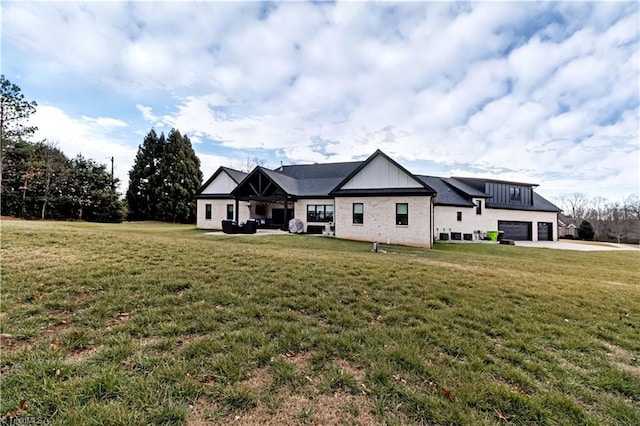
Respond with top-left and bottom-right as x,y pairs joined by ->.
82,116 -> 128,128
33,105 -> 137,192
3,1 -> 638,200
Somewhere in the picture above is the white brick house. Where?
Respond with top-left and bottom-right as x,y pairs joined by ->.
196,150 -> 560,247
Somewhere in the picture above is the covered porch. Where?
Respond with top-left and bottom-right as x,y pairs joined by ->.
230,167 -> 297,231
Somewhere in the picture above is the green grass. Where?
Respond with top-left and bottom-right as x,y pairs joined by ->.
1,220 -> 639,425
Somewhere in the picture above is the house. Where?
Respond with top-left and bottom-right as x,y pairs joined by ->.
558,214 -> 578,239
196,150 -> 561,247
420,176 -> 561,241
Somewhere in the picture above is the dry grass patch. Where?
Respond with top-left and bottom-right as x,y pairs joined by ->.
603,341 -> 640,377
1,221 -> 639,425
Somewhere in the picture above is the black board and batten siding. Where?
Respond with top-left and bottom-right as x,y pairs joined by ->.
484,183 -> 532,206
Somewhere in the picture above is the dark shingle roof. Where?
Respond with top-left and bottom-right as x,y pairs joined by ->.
417,176 -> 475,207
447,176 -> 560,212
257,167 -> 300,195
277,161 -> 363,179
443,178 -> 490,198
223,167 -> 249,184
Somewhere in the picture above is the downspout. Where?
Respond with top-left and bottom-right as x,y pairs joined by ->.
235,198 -> 239,222
430,196 -> 434,249
282,195 -> 288,231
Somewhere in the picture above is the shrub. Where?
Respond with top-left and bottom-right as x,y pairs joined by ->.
577,220 -> 595,240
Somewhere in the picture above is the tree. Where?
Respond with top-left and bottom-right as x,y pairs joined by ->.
126,128 -> 202,223
556,193 -> 590,219
1,75 -> 38,191
126,129 -> 163,220
35,141 -> 68,219
62,155 -> 124,222
155,129 -> 202,223
232,156 -> 266,173
577,220 -> 595,241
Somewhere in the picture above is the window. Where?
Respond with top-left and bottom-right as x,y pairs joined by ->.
226,204 -> 234,220
476,200 -> 482,215
457,211 -> 462,221
307,205 -> 334,223
353,203 -> 364,224
396,203 -> 408,226
205,204 -> 212,220
510,187 -> 521,202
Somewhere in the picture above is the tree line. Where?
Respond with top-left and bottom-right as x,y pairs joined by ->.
555,193 -> 640,243
1,75 -> 202,223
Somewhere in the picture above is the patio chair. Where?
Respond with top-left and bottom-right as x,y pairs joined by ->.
221,220 -> 240,234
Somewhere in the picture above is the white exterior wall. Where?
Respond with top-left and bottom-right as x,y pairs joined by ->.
334,196 -> 432,247
200,172 -> 238,194
341,155 -> 423,190
294,199 -> 334,231
434,202 -> 558,241
196,199 -> 250,229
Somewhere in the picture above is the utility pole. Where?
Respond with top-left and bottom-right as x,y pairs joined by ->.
110,156 -> 115,191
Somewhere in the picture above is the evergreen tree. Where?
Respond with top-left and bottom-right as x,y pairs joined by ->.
1,138 -> 34,216
155,129 -> 202,223
126,128 -> 202,223
1,75 -> 38,191
126,129 -> 163,220
61,155 -> 124,222
578,219 -> 595,241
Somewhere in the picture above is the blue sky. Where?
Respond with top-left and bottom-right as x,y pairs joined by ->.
2,1 -> 638,202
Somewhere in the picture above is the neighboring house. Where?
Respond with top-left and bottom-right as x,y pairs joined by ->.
558,214 -> 578,239
196,150 -> 561,247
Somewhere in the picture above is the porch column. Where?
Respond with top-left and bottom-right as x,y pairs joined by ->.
282,196 -> 289,231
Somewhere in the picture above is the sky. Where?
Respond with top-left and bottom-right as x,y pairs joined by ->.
2,1 -> 639,203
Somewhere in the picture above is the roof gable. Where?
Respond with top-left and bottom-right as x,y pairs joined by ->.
332,150 -> 434,194
197,166 -> 246,195
231,166 -> 299,199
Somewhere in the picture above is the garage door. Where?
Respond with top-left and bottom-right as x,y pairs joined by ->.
498,221 -> 532,240
537,222 -> 553,241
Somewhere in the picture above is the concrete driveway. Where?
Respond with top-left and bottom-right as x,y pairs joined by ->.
515,240 -> 640,251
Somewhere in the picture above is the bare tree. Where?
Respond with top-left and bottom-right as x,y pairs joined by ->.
586,196 -> 609,239
555,193 -> 590,219
624,194 -> 640,220
230,156 -> 266,173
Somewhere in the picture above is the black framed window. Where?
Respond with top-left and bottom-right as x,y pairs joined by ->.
476,200 -> 482,215
510,187 -> 521,201
307,205 -> 334,222
457,211 -> 462,221
205,204 -> 212,220
226,204 -> 234,220
353,203 -> 363,224
396,203 -> 408,226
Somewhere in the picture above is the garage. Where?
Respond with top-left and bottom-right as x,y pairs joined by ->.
498,220 -> 532,240
537,222 -> 553,241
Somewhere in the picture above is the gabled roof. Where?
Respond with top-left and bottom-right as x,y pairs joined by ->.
417,176 -> 475,207
224,167 -> 249,184
277,161 -> 363,197
331,149 -> 436,196
196,166 -> 247,196
258,167 -> 300,195
443,178 -> 491,198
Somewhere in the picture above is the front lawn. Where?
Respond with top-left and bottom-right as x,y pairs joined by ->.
1,220 -> 638,425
